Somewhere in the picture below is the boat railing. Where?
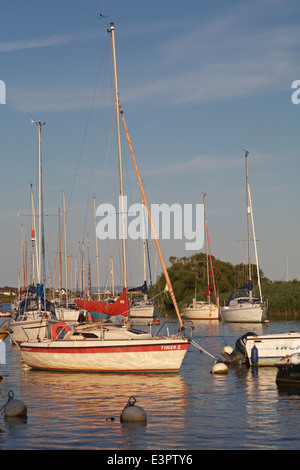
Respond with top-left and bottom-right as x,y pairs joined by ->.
154,319 -> 194,339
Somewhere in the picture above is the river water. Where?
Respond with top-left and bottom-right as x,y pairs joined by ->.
1,305 -> 300,451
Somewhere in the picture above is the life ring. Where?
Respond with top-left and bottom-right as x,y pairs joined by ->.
52,322 -> 71,340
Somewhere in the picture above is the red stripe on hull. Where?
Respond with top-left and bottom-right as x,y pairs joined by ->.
21,343 -> 189,355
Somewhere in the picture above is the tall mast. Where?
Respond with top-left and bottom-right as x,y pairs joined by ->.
202,193 -> 210,303
30,183 -> 36,285
93,196 -> 101,300
63,193 -> 68,307
245,150 -> 252,302
31,120 -> 45,310
109,23 -> 127,289
58,207 -> 62,305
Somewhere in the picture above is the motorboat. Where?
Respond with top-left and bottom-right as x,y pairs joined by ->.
222,331 -> 300,366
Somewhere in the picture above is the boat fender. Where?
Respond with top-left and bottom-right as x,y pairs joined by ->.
4,391 -> 27,418
251,345 -> 259,366
52,322 -> 71,340
120,396 -> 147,423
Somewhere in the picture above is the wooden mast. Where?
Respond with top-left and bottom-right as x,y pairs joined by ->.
109,23 -> 127,290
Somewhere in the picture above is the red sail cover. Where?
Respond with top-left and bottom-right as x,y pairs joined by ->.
76,288 -> 130,317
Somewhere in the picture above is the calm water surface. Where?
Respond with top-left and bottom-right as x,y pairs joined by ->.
1,306 -> 300,450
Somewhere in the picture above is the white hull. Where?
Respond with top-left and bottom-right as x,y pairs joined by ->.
182,302 -> 219,320
56,307 -> 80,322
245,332 -> 300,366
130,304 -> 159,319
20,323 -> 190,373
221,302 -> 267,323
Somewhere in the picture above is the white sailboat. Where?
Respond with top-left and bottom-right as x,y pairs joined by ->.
221,151 -> 268,323
10,121 -> 57,343
182,193 -> 219,320
20,23 -> 190,373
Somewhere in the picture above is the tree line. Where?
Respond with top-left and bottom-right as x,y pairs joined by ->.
153,253 -> 300,315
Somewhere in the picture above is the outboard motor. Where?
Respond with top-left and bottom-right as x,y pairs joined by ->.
222,332 -> 256,365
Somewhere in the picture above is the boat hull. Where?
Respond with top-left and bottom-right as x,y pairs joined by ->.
20,337 -> 190,373
245,332 -> 300,366
130,305 -> 159,319
182,303 -> 219,320
221,303 -> 267,323
10,318 -> 57,344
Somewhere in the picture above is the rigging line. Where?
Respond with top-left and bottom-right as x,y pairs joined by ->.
67,34 -> 110,216
81,34 -> 112,244
81,46 -> 110,243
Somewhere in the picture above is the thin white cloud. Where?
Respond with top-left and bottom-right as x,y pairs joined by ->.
6,2 -> 299,113
0,29 -> 100,53
141,150 -> 274,177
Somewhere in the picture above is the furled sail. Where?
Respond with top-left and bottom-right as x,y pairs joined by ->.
76,287 -> 130,317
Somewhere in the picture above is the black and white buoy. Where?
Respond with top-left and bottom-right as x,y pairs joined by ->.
120,396 -> 147,423
3,391 -> 27,418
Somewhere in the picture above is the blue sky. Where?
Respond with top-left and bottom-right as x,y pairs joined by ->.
0,0 -> 299,289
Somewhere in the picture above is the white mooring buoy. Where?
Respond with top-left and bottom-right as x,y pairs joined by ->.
120,396 -> 147,423
211,360 -> 228,375
222,346 -> 234,356
4,391 -> 27,418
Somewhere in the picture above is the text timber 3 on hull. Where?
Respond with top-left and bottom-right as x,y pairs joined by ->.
20,23 -> 190,373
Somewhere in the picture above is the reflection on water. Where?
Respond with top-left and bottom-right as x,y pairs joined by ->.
1,313 -> 300,449
1,345 -> 189,450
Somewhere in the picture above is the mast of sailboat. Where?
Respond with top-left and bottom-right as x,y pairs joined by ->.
93,196 -> 101,300
109,23 -> 127,290
63,193 -> 68,307
202,193 -> 210,303
58,207 -> 62,305
119,105 -> 185,330
30,183 -> 37,285
245,150 -> 253,302
203,196 -> 218,305
31,120 -> 45,312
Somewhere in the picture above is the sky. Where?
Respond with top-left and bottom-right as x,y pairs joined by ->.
0,0 -> 299,290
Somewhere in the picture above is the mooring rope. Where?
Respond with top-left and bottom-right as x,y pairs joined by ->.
191,339 -> 216,359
